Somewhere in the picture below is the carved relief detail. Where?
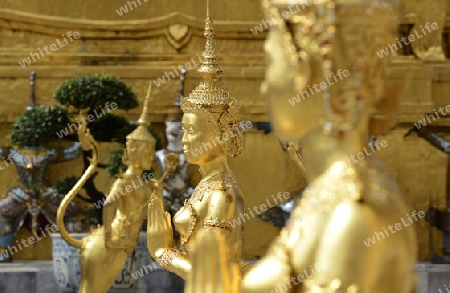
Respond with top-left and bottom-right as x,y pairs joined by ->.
166,24 -> 192,50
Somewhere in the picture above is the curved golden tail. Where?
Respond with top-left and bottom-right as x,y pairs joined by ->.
57,125 -> 99,249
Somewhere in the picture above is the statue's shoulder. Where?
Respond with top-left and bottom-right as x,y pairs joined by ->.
206,189 -> 239,205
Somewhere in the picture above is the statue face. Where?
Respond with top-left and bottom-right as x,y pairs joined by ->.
165,120 -> 183,145
126,140 -> 154,170
181,113 -> 222,165
263,1 -> 399,139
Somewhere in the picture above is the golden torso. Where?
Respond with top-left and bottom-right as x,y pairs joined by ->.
174,170 -> 245,264
102,175 -> 150,252
243,157 -> 417,293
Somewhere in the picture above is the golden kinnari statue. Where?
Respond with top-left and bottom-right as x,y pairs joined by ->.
57,85 -> 165,293
187,0 -> 417,292
146,1 -> 250,281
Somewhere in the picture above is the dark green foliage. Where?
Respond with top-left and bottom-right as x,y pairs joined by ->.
53,74 -> 138,111
106,150 -> 128,178
53,176 -> 78,195
9,105 -> 70,147
88,113 -> 130,142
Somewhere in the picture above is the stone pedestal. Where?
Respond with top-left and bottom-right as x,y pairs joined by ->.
0,264 -> 39,293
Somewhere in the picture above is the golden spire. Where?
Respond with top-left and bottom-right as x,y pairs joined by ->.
138,83 -> 152,126
127,82 -> 156,143
198,0 -> 223,81
181,0 -> 239,109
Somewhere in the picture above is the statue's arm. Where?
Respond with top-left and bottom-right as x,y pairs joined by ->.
149,192 -> 191,279
241,235 -> 292,293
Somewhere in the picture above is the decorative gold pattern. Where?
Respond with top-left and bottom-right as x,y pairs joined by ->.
180,200 -> 198,251
157,248 -> 186,271
204,218 -> 233,236
166,24 -> 192,50
189,170 -> 239,202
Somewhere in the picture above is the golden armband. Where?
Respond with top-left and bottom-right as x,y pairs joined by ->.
156,248 -> 186,271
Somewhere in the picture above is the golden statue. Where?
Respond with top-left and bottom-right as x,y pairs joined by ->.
186,0 -> 418,292
57,85 -> 163,293
402,0 -> 447,60
146,1 -> 250,281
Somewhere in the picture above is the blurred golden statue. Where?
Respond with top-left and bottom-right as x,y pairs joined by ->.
187,0 -> 417,292
146,1 -> 250,281
57,85 -> 163,293
401,0 -> 447,60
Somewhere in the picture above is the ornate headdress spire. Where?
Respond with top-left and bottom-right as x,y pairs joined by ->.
166,68 -> 186,121
181,0 -> 240,111
127,83 -> 156,143
180,0 -> 243,157
198,0 -> 223,81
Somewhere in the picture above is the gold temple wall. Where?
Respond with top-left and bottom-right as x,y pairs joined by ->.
0,0 -> 448,261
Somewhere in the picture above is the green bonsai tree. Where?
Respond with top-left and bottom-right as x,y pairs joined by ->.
9,105 -> 70,148
54,74 -> 139,142
54,74 -> 138,112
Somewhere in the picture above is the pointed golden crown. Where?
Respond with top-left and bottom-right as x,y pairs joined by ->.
181,0 -> 242,115
127,83 -> 156,143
